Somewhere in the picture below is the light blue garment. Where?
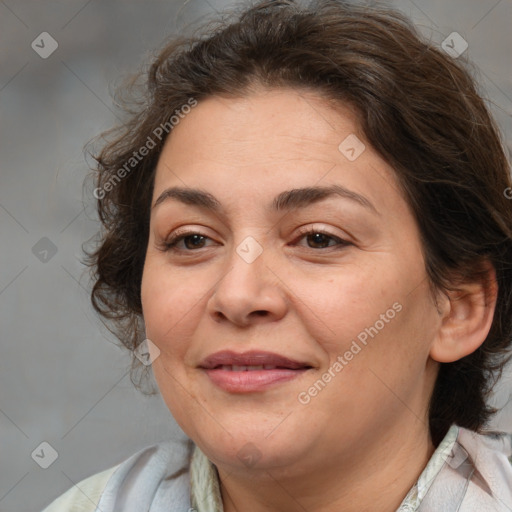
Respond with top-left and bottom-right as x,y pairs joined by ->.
42,426 -> 512,511
94,438 -> 193,512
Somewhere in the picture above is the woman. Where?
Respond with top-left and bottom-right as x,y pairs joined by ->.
43,0 -> 512,510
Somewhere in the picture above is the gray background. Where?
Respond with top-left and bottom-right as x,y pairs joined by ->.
1,1 -> 511,511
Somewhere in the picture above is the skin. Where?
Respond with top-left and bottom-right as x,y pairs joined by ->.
140,86 -> 497,512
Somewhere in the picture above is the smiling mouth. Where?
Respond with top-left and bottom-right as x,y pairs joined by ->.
199,349 -> 312,370
213,364 -> 310,371
202,366 -> 311,393
199,350 -> 313,392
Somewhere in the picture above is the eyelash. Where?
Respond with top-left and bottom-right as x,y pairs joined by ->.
160,226 -> 349,253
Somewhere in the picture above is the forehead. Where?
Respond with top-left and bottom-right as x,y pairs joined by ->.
160,88 -> 358,161
152,88 -> 405,217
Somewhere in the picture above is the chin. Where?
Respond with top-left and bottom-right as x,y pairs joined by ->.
194,422 -> 308,471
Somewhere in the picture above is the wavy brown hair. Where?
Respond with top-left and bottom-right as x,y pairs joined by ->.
83,0 -> 512,446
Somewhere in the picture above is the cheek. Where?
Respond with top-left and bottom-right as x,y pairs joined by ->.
140,260 -> 200,356
301,258 -> 436,380
301,266 -> 400,350
141,264 -> 203,423
298,301 -> 434,430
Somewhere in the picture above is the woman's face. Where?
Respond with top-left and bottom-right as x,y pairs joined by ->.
141,87 -> 441,473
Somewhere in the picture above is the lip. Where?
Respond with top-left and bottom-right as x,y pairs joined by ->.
199,350 -> 311,370
198,350 -> 313,393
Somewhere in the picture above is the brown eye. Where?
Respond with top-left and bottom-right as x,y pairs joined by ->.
181,234 -> 207,250
163,232 -> 213,252
305,232 -> 337,249
294,228 -> 348,250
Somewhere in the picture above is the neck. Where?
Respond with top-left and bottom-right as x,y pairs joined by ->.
217,421 -> 435,512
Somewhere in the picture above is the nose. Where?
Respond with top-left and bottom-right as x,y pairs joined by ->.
206,238 -> 288,327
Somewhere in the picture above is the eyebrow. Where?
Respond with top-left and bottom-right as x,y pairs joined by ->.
152,184 -> 378,215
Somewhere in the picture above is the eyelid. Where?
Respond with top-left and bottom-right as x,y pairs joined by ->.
164,225 -> 343,242
169,226 -> 209,239
293,224 -> 348,242
158,223 -> 351,254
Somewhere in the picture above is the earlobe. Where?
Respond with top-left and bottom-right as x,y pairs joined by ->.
429,264 -> 498,363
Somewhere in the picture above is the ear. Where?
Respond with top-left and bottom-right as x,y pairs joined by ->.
429,262 -> 498,363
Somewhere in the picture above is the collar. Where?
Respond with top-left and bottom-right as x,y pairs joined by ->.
188,425 -> 493,512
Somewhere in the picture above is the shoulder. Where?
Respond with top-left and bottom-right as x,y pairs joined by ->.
456,427 -> 512,511
41,438 -> 194,512
404,425 -> 512,511
42,465 -> 119,512
422,426 -> 512,512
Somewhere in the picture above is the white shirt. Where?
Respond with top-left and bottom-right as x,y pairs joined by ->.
42,425 -> 512,511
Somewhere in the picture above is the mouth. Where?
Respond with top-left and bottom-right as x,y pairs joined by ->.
199,350 -> 312,370
211,364 -> 301,371
198,350 -> 313,392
